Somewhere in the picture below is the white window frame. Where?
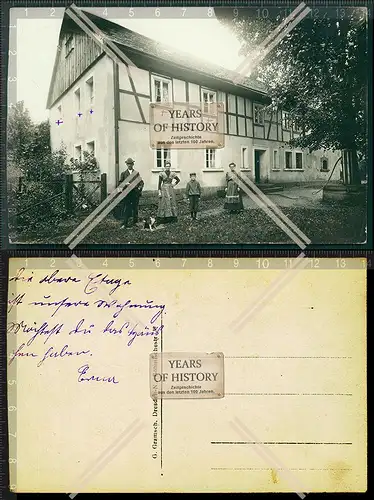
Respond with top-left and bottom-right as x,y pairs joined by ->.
201,87 -> 217,115
74,87 -> 81,112
282,111 -> 291,130
151,74 -> 172,104
202,149 -> 223,171
85,75 -> 94,108
295,151 -> 303,170
283,150 -> 305,171
205,148 -> 216,169
155,147 -> 171,169
284,150 -> 293,170
253,103 -> 264,125
86,140 -> 95,156
154,147 -> 178,170
272,149 -> 280,170
240,146 -> 250,170
74,144 -> 82,161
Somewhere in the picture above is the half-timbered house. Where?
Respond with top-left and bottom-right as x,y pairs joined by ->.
47,8 -> 341,194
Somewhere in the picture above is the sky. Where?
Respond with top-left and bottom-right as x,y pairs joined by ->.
13,7 -> 243,123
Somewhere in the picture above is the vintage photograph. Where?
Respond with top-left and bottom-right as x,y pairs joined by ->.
6,5 -> 369,245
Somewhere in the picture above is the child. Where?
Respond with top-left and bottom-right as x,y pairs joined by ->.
185,173 -> 202,220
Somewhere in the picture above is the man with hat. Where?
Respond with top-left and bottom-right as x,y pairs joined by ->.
118,157 -> 144,229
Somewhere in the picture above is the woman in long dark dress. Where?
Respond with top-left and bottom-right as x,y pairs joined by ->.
157,162 -> 180,223
224,162 -> 243,213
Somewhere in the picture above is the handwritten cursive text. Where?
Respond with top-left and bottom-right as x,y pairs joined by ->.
9,343 -> 38,365
29,296 -> 90,317
84,273 -> 132,295
7,319 -> 63,347
39,270 -> 81,285
77,364 -> 119,384
9,268 -> 33,283
94,298 -> 165,323
37,344 -> 91,367
7,292 -> 25,313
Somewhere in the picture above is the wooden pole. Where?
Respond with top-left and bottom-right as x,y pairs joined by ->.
101,173 -> 107,202
65,173 -> 74,213
341,148 -> 361,186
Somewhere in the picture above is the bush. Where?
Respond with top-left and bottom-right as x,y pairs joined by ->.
69,151 -> 100,206
8,179 -> 68,231
7,102 -> 101,229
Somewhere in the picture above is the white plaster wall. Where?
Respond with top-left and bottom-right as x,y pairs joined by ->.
118,65 -> 150,95
49,55 -> 115,190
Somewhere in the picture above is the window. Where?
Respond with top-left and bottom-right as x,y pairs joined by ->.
273,150 -> 279,169
241,146 -> 249,169
151,75 -> 171,103
282,111 -> 290,130
205,149 -> 216,168
321,157 -> 329,171
201,88 -> 216,114
74,145 -> 82,161
74,88 -> 81,111
253,103 -> 264,125
295,152 -> 303,169
285,151 -> 293,169
293,117 -> 303,133
86,141 -> 95,156
65,35 -> 74,58
86,77 -> 94,107
156,147 -> 171,169
264,106 -> 273,121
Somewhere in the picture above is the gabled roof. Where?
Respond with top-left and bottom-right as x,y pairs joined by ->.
78,9 -> 267,95
47,8 -> 268,108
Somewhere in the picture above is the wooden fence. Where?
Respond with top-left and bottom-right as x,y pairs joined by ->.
16,173 -> 107,215
64,173 -> 107,213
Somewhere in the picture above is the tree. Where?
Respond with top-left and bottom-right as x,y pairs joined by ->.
7,102 -> 68,180
7,102 -> 70,230
7,101 -> 34,166
215,6 -> 368,185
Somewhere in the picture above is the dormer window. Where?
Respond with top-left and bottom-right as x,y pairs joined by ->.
65,35 -> 74,58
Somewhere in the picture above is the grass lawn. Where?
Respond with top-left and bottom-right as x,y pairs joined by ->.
9,197 -> 367,245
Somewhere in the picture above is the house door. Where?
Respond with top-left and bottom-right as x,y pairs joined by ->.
254,150 -> 261,183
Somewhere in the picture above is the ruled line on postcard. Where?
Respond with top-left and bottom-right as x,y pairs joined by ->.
211,441 -> 353,445
211,467 -> 352,471
225,356 -> 353,359
225,393 -> 353,396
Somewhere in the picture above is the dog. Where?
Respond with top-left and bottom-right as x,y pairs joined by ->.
143,216 -> 157,231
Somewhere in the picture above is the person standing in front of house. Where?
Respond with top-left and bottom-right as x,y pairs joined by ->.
157,161 -> 180,223
185,172 -> 202,220
119,157 -> 144,229
224,162 -> 243,213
